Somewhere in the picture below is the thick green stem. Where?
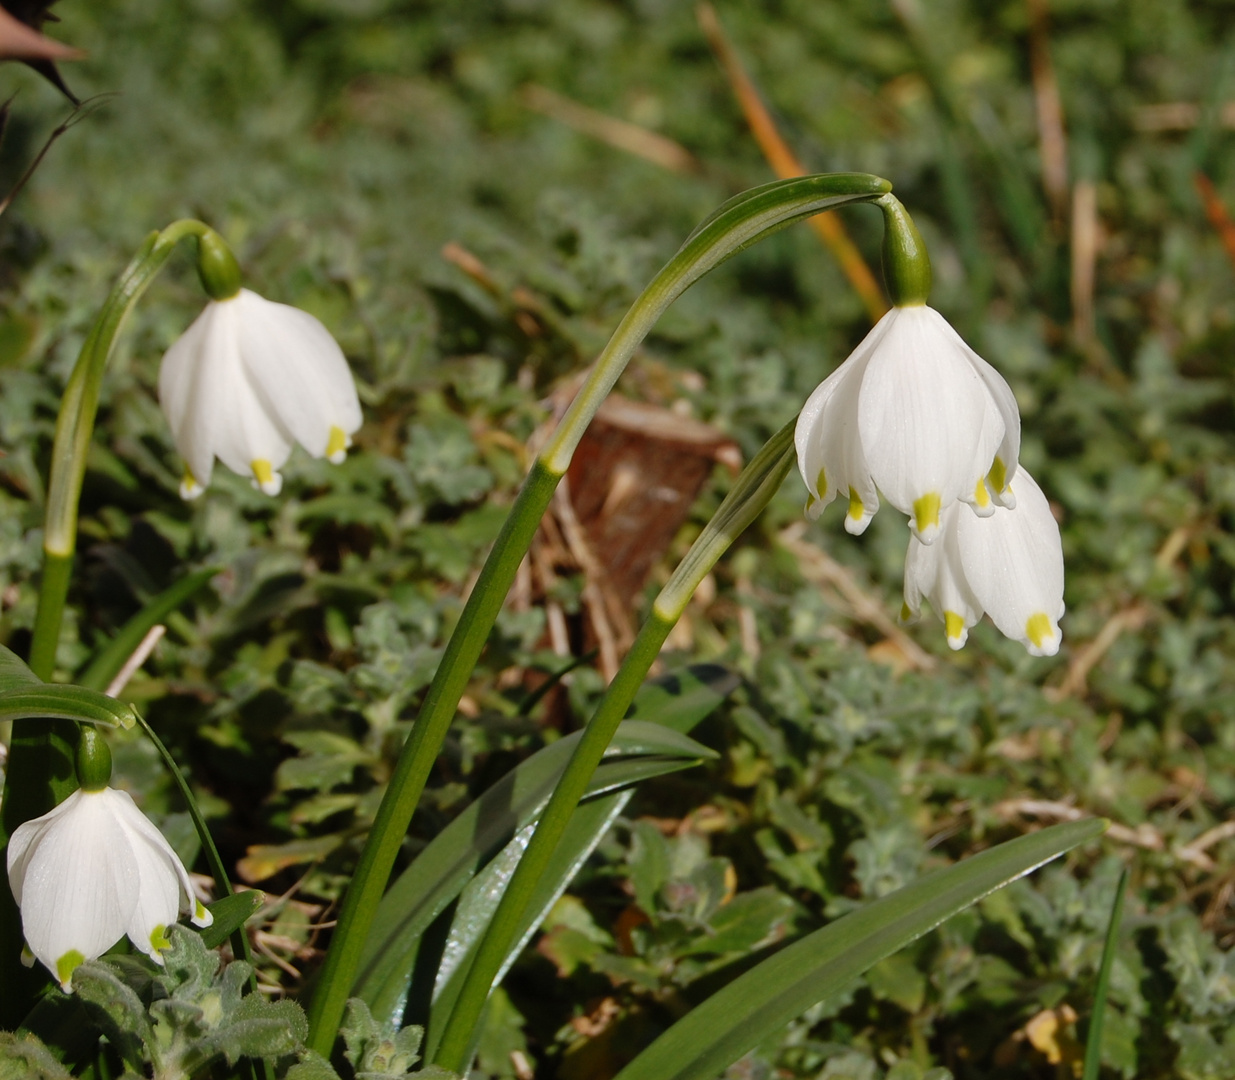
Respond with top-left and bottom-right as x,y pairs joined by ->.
305,175 -> 891,1056
432,422 -> 796,1071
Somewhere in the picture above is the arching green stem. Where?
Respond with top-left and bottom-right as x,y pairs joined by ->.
432,421 -> 796,1071
305,174 -> 892,1055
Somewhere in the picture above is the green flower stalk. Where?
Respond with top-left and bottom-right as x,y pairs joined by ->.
431,420 -> 797,1071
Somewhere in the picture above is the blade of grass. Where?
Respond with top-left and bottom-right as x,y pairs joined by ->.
614,818 -> 1106,1080
1082,868 -> 1129,1080
77,567 -> 219,692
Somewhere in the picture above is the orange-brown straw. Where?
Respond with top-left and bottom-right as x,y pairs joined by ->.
697,3 -> 888,323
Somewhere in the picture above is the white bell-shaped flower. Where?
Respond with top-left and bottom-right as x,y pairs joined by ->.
7,786 -> 212,991
158,289 -> 363,499
795,305 -> 1020,543
900,467 -> 1065,656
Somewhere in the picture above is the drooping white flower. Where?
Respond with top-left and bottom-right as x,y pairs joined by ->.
795,305 -> 1020,543
900,467 -> 1065,656
6,786 -> 212,991
158,288 -> 363,499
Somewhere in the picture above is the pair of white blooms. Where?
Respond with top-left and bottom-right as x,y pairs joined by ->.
795,303 -> 1065,656
5,281 -> 362,991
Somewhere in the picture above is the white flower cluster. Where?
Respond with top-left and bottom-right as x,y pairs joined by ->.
795,304 -> 1064,656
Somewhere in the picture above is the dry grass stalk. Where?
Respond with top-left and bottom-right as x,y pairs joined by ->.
520,83 -> 702,175
1026,0 -> 1069,221
696,2 -> 888,324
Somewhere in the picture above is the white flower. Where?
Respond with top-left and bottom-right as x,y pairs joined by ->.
158,288 -> 363,499
6,787 -> 212,990
795,305 -> 1020,543
900,467 -> 1065,656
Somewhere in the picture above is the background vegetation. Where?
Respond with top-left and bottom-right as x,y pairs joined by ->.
1,0 -> 1234,1076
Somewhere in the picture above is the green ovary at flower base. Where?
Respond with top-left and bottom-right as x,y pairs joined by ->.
158,287 -> 363,499
5,727 -> 211,991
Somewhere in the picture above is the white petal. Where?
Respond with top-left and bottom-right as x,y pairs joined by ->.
795,312 -> 895,531
955,468 -> 1064,656
233,290 -> 363,460
902,502 -> 983,649
105,789 -> 209,959
158,296 -> 295,495
964,342 -> 1021,508
858,307 -> 1004,543
9,790 -> 139,988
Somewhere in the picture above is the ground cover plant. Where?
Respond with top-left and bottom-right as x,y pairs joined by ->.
0,0 -> 1233,1077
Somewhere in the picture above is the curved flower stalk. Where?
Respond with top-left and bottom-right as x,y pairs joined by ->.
6,727 -> 211,991
900,466 -> 1065,656
795,303 -> 1020,543
159,288 -> 362,498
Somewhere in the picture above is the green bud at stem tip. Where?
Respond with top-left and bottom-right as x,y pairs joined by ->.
877,193 -> 932,307
195,229 -> 242,301
75,724 -> 112,791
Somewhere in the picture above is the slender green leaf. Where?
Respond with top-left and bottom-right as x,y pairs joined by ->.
0,686 -> 136,729
614,819 -> 1107,1080
0,644 -> 40,691
200,891 -> 266,950
77,567 -> 220,692
423,791 -> 632,1062
622,663 -> 740,734
1082,868 -> 1128,1080
356,722 -> 713,1023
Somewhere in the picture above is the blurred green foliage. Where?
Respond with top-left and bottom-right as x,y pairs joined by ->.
0,0 -> 1233,1076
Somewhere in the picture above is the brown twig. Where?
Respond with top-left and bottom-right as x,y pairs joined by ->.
1026,0 -> 1069,222
1135,101 -> 1235,132
1045,604 -> 1149,702
696,2 -> 888,325
520,83 -> 702,175
0,94 -> 114,218
104,623 -> 166,698
1193,171 -> 1235,273
1070,179 -> 1098,343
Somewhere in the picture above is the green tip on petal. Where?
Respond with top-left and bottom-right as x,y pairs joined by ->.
988,456 -> 1008,494
179,467 -> 205,501
944,611 -> 966,643
56,949 -> 85,991
326,425 -> 351,464
150,924 -> 172,954
250,459 -> 282,496
815,466 -> 827,496
973,477 -> 991,509
847,486 -> 865,522
913,492 -> 941,535
1026,612 -> 1054,650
